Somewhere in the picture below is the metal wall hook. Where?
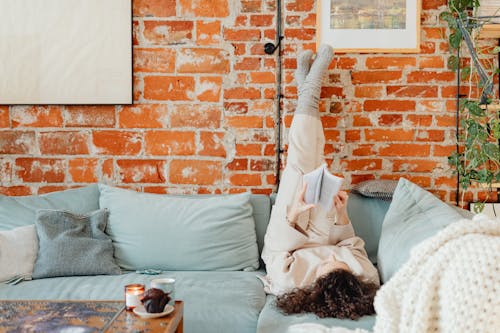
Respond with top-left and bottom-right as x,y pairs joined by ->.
264,36 -> 284,55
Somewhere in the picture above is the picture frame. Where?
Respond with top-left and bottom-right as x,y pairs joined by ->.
317,0 -> 421,53
0,0 -> 132,105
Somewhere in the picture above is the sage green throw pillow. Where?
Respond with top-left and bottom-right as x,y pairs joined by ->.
0,185 -> 100,231
33,209 -> 121,279
377,178 -> 462,283
98,185 -> 260,271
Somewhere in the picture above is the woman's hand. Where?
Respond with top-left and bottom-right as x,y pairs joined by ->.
333,191 -> 350,225
287,183 -> 316,226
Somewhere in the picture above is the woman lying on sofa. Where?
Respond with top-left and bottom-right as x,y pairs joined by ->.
261,45 -> 379,320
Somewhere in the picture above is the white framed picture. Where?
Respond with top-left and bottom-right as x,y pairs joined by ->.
0,0 -> 132,104
317,0 -> 421,53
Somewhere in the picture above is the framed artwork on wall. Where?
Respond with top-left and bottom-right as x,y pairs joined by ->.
0,0 -> 132,104
317,0 -> 421,53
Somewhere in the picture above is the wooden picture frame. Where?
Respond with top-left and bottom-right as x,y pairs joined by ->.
0,0 -> 132,105
317,0 -> 421,53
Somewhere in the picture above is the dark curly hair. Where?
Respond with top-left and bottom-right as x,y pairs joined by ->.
275,269 -> 379,320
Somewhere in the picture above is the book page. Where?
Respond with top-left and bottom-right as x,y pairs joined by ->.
318,170 -> 344,211
303,165 -> 325,205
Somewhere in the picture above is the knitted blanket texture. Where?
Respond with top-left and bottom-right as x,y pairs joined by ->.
288,215 -> 500,333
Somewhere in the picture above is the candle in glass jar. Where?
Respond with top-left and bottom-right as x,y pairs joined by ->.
124,284 -> 145,311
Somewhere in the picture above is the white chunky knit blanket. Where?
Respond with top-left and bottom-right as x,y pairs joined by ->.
288,215 -> 500,333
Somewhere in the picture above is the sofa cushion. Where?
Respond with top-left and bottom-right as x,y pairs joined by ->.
256,295 -> 375,333
0,185 -> 100,231
99,185 -> 260,271
0,225 -> 38,282
377,178 -> 463,283
347,193 -> 391,265
0,271 -> 266,333
33,209 -> 120,279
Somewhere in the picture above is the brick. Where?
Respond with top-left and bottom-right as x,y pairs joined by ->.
365,57 -> 416,69
199,131 -> 226,157
416,130 -> 445,142
196,20 -> 221,45
234,58 -> 260,70
352,144 -> 376,156
133,20 -> 139,45
0,186 -> 32,196
407,71 -> 456,83
225,116 -> 263,128
224,102 -> 248,114
170,104 -> 221,128
38,186 -> 69,194
353,115 -> 373,127
250,72 -> 275,84
224,87 -> 260,99
134,48 -> 175,73
15,158 -> 66,182
436,115 -> 456,127
227,158 -> 248,170
0,131 -> 36,154
341,159 -> 382,171
133,0 -> 176,17
0,106 -> 8,127
177,48 -> 229,73
286,0 -> 314,11
419,56 -> 445,68
423,27 -> 446,40
69,158 -> 98,183
407,115 -> 433,127
224,29 -> 260,41
117,159 -> 166,183
197,76 -> 223,102
179,0 -> 229,17
102,159 -> 114,182
393,159 -> 441,172
143,21 -> 193,45
351,71 -> 403,84
250,14 -> 274,26
365,129 -> 414,141
354,86 -> 384,98
284,28 -> 315,40
133,75 -> 142,102
236,143 -> 261,156
266,174 -> 277,185
92,131 -> 142,155
145,130 -> 195,155
170,160 -> 222,185
378,144 -> 431,157
11,106 -> 63,127
351,174 -> 376,184
229,173 -> 262,186
144,76 -> 195,101
420,41 -> 436,54
250,158 -> 274,171
0,159 -> 11,183
119,104 -> 169,128
378,114 -> 403,126
387,86 -> 438,98
364,100 -> 416,112
422,0 -> 447,9
39,131 -> 90,155
241,0 -> 261,12
65,106 -> 115,127
345,130 -> 360,142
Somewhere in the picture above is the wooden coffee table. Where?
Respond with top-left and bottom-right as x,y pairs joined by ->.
0,300 -> 184,333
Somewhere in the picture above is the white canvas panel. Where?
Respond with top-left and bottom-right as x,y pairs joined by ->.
0,0 -> 131,104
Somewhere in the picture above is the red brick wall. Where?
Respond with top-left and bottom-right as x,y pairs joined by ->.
0,0 -> 474,202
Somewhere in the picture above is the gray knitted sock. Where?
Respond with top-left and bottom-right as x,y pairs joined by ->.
295,50 -> 313,88
295,45 -> 334,116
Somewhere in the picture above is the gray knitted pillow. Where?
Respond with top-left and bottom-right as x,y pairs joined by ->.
351,180 -> 398,201
33,209 -> 120,279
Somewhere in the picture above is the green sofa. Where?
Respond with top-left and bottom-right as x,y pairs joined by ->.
0,183 -> 465,332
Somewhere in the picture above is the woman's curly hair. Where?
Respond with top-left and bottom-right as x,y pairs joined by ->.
275,269 -> 379,320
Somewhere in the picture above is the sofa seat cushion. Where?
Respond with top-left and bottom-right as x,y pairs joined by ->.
0,271 -> 266,333
256,295 -> 375,333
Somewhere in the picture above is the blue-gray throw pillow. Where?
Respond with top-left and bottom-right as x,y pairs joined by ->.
98,185 -> 260,271
377,178 -> 463,283
32,209 -> 121,279
0,185 -> 100,231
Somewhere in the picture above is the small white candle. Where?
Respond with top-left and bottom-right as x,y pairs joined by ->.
124,284 -> 145,311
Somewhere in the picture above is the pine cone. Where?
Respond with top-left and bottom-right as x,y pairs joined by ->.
141,288 -> 171,313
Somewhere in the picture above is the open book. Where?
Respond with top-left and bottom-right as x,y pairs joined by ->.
303,164 -> 344,212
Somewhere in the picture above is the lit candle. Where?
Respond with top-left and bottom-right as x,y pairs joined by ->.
124,284 -> 145,311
